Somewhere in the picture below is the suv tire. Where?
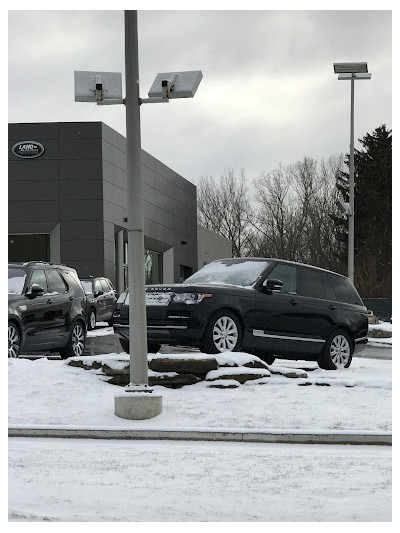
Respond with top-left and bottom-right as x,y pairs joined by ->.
59,321 -> 86,359
8,322 -> 21,358
88,309 -> 96,331
200,310 -> 242,354
318,329 -> 353,370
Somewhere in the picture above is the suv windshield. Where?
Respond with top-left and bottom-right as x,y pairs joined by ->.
183,259 -> 270,288
8,266 -> 27,295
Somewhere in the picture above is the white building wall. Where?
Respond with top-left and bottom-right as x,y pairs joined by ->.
197,225 -> 233,270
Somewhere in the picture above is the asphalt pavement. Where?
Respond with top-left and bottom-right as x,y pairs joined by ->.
84,330 -> 392,359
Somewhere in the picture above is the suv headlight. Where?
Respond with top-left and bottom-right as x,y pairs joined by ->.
171,293 -> 212,305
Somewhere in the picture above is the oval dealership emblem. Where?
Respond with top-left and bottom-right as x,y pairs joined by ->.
12,141 -> 45,159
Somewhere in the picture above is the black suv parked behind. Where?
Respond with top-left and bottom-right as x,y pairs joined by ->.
80,277 -> 117,330
112,258 -> 368,370
8,262 -> 87,358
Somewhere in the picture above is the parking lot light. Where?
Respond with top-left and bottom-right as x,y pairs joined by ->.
333,61 -> 371,283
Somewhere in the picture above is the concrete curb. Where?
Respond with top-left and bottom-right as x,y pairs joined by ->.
8,427 -> 392,446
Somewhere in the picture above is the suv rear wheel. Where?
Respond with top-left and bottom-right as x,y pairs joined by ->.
318,329 -> 353,370
59,321 -> 86,359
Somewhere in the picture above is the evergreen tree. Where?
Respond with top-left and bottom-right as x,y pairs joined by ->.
343,125 -> 392,296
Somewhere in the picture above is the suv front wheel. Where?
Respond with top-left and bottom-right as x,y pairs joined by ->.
8,322 -> 21,358
200,310 -> 242,354
59,321 -> 86,359
88,309 -> 96,331
318,329 -> 353,370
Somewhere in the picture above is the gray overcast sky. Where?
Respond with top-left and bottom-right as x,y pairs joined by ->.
8,8 -> 392,188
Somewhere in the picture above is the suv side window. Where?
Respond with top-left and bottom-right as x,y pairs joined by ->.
323,273 -> 337,301
298,267 -> 324,299
30,269 -> 48,293
100,279 -> 110,293
46,269 -> 68,294
270,263 -> 297,294
64,270 -> 85,297
94,280 -> 103,293
328,274 -> 363,305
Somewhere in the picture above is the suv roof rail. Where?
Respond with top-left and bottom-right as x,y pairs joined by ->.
22,261 -> 68,267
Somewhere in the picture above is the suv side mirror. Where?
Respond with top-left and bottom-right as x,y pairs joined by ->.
94,290 -> 104,298
27,283 -> 45,298
262,278 -> 284,293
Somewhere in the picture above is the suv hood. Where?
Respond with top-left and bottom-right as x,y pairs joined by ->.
146,283 -> 255,296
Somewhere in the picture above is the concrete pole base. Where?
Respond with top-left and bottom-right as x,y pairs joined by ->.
114,392 -> 162,420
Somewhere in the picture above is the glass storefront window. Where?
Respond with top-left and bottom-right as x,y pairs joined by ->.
145,250 -> 162,284
123,243 -> 162,285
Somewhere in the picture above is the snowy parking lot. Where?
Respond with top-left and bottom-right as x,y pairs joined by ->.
8,335 -> 392,521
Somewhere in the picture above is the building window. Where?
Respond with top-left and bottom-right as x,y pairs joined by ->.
8,234 -> 50,263
145,250 -> 162,284
123,243 -> 163,285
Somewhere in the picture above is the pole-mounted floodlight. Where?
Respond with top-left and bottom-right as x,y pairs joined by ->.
333,62 -> 371,284
334,62 -> 368,74
74,10 -> 202,420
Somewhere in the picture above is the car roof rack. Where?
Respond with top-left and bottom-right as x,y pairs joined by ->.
22,261 -> 67,267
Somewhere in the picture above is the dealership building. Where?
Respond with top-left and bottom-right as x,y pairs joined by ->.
8,121 -> 231,293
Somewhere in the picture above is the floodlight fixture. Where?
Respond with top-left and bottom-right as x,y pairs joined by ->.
146,70 -> 203,101
74,71 -> 123,103
338,73 -> 372,80
333,62 -> 368,74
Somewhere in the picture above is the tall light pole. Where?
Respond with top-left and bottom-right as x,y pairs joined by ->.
333,62 -> 371,283
124,10 -> 149,391
75,11 -> 202,419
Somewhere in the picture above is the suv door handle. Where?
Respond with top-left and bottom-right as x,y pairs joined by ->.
289,299 -> 299,305
328,304 -> 336,310
47,299 -> 53,304
69,296 -> 74,301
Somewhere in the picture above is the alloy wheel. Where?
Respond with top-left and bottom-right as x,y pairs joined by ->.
329,334 -> 351,368
212,316 -> 239,352
8,324 -> 20,358
89,311 -> 96,330
72,324 -> 85,356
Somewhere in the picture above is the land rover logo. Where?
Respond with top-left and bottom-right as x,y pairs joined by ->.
12,141 -> 45,159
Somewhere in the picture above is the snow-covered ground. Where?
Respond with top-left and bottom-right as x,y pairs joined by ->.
9,438 -> 391,522
368,321 -> 393,346
8,324 -> 393,522
8,352 -> 391,432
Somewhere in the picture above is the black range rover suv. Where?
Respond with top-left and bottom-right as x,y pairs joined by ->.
8,262 -> 87,358
112,258 -> 368,370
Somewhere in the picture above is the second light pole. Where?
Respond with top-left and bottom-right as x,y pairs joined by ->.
333,62 -> 371,283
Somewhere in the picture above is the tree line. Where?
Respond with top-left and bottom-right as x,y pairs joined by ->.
197,125 -> 392,298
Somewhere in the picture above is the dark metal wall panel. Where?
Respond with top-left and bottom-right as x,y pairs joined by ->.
8,159 -> 59,181
8,200 -> 60,222
9,121 -> 198,284
8,181 -> 59,202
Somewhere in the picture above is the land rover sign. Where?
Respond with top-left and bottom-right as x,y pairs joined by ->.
12,141 -> 45,159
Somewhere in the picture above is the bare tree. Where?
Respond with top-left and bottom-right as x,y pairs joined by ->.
250,157 -> 346,271
197,169 -> 255,257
